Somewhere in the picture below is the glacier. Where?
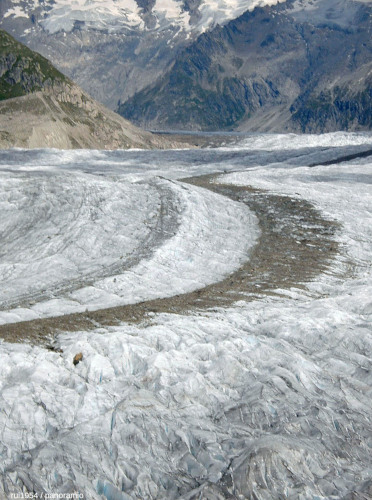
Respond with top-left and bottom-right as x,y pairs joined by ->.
0,132 -> 372,499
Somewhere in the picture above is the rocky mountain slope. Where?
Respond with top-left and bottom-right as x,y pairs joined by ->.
2,0 -> 371,133
119,0 -> 372,132
0,29 -> 177,149
0,28 -> 68,100
0,0 -> 276,109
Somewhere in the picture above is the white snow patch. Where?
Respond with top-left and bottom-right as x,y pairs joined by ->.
291,0 -> 372,27
3,5 -> 29,18
3,0 -> 285,33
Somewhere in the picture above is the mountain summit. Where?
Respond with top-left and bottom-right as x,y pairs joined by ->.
2,0 -> 283,34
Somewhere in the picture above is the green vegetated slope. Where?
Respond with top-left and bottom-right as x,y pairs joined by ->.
0,29 -> 68,101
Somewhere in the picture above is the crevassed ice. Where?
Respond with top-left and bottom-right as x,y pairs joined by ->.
0,134 -> 372,498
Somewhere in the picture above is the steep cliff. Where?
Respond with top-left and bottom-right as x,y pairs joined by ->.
0,0 -> 268,109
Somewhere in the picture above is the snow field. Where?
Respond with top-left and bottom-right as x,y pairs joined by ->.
88,180 -> 258,303
0,171 -> 160,320
1,280 -> 371,497
226,131 -> 372,151
220,160 -> 372,268
5,0 -> 372,40
4,0 -> 287,35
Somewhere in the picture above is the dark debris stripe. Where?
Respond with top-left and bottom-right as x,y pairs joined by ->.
308,148 -> 372,167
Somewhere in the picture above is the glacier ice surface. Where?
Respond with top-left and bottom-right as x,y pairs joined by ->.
0,132 -> 372,498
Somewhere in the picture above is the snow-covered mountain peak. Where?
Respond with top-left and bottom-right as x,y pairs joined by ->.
3,0 -> 286,34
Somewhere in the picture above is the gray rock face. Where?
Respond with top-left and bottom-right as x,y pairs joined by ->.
119,0 -> 372,132
0,1 -> 174,108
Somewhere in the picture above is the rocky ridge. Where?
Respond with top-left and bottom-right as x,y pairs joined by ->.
0,28 -> 68,100
0,29 -> 181,150
1,0 -> 371,133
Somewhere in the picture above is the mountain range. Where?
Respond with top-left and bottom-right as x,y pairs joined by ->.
1,0 -> 372,132
0,0 -> 266,109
